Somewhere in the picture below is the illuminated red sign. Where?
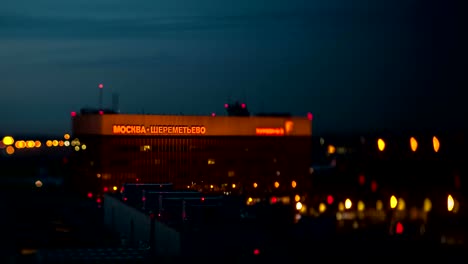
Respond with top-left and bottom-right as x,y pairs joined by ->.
112,125 -> 206,135
255,127 -> 285,136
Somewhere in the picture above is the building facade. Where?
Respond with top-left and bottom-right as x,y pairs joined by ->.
70,113 -> 312,197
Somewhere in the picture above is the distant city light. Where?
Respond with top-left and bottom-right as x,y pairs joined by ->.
99,83 -> 104,89
2,136 -> 14,146
307,112 -> 313,121
99,110 -> 104,115
71,111 -> 77,117
345,199 -> 352,209
211,112 -> 216,117
291,181 -> 297,188
241,103 -> 246,108
35,180 -> 43,188
64,134 -> 70,140
5,146 -> 15,155
224,103 -> 229,108
377,138 -> 386,151
390,195 -> 398,209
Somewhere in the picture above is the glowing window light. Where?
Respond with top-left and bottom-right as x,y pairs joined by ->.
377,138 -> 385,151
319,203 -> 326,213
34,141 -> 41,148
64,133 -> 70,140
294,195 -> 301,202
390,195 -> 398,209
291,181 -> 297,188
338,202 -> 345,212
274,181 -> 280,188
423,198 -> 432,212
357,201 -> 365,211
5,146 -> 15,155
345,199 -> 352,209
433,136 -> 440,153
410,137 -> 418,152
397,198 -> 406,210
46,140 -> 53,147
448,195 -> 454,212
253,182 -> 258,188
296,202 -> 303,210
52,140 -> 59,147
376,200 -> 383,210
2,136 -> 14,146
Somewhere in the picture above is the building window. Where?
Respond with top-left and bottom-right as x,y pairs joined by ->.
140,145 -> 151,152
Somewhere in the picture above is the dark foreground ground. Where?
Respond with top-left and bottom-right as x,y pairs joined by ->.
1,186 -> 467,264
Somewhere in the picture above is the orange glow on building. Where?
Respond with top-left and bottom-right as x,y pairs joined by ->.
255,128 -> 285,136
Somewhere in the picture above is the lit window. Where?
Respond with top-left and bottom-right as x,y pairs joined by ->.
208,159 -> 215,165
228,171 -> 235,177
140,145 -> 151,152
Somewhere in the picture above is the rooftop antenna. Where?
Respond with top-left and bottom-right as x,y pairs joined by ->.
98,83 -> 104,110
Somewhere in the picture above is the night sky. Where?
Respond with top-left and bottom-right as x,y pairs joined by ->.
0,0 -> 466,136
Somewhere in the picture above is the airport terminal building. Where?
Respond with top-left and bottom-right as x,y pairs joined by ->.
70,113 -> 312,196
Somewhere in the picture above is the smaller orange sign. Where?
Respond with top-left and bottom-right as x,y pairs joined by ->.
256,128 -> 285,136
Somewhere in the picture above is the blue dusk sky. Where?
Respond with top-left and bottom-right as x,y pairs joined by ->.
0,0 -> 466,136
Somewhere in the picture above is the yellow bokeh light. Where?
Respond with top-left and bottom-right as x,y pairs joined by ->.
210,185 -> 214,189
52,140 -> 59,147
433,136 -> 440,153
6,146 -> 15,155
253,182 -> 258,188
410,137 -> 418,152
2,136 -> 14,146
327,145 -> 336,154
390,195 -> 398,209
46,140 -> 52,147
15,140 -> 26,149
447,195 -> 454,212
291,181 -> 297,188
294,195 -> 301,202
377,138 -> 385,151
74,146 -> 80,151
319,203 -> 326,213
35,140 -> 41,148
248,197 -> 253,203
345,198 -> 352,209
232,183 -> 236,188
113,186 -> 118,191
423,198 -> 432,212
64,140 -> 70,147
357,201 -> 365,211
26,140 -> 35,148
64,133 -> 70,140
81,144 -> 87,150
274,181 -> 280,188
